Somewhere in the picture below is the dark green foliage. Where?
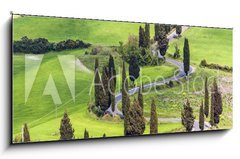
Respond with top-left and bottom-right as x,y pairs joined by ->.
22,123 -> 30,142
125,99 -> 145,136
210,79 -> 223,126
13,36 -> 91,54
199,101 -> 205,131
84,128 -> 89,139
129,55 -> 140,84
108,55 -> 116,85
110,69 -> 116,112
204,77 -> 209,118
124,95 -> 131,136
103,133 -> 106,138
164,25 -> 171,34
150,99 -> 158,134
157,30 -> 169,56
59,112 -> 74,140
154,24 -> 161,41
138,85 -> 143,111
199,59 -> 232,72
122,61 -> 129,116
183,38 -> 190,75
144,23 -> 150,48
99,66 -> 110,112
139,26 -> 145,48
176,25 -> 182,35
181,99 -> 195,132
94,58 -> 101,107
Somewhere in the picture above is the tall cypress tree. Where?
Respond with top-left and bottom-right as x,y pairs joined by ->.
94,58 -> 101,107
210,79 -> 223,126
139,26 -> 145,48
59,111 -> 74,140
144,23 -> 150,48
150,99 -> 158,134
154,24 -> 160,41
204,77 -> 209,117
110,68 -> 116,112
138,84 -> 143,111
183,38 -> 190,76
108,55 -> 116,86
125,99 -> 145,136
124,95 -> 131,136
84,128 -> 89,139
199,100 -> 205,131
22,123 -> 30,142
99,66 -> 110,112
181,99 -> 195,132
122,61 -> 128,116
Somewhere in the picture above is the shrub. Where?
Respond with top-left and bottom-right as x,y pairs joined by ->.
199,59 -> 232,72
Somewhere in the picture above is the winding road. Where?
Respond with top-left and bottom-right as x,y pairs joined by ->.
106,26 -> 210,131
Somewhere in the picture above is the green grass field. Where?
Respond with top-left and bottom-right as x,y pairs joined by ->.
168,27 -> 232,66
12,15 -> 232,142
13,15 -> 154,46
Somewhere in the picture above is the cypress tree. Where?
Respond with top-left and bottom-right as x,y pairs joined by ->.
204,77 -> 209,117
138,84 -> 143,111
124,95 -> 131,136
144,23 -> 150,48
154,24 -> 160,41
199,100 -> 205,131
22,123 -> 30,142
108,55 -> 116,86
84,128 -> 89,139
94,58 -> 101,107
129,55 -> 140,85
59,111 -> 74,140
103,133 -> 106,138
157,30 -> 169,56
99,66 -> 110,112
181,99 -> 195,132
150,98 -> 158,134
125,99 -> 145,136
139,26 -> 145,48
122,61 -> 128,116
176,25 -> 182,36
110,68 -> 116,112
183,38 -> 190,76
210,79 -> 223,126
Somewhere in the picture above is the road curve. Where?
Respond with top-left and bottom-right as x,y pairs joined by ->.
105,26 -> 210,131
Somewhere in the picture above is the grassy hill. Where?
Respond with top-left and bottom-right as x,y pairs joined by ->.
13,15 -> 154,46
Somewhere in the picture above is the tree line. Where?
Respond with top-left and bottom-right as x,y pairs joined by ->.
13,36 -> 91,54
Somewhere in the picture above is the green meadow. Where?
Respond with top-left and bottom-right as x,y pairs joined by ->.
13,15 -> 232,142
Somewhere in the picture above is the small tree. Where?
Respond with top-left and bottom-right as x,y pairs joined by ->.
154,24 -> 160,41
59,111 -> 74,140
176,25 -> 182,36
22,123 -> 30,142
129,55 -> 140,85
125,99 -> 145,136
108,55 -> 116,86
150,99 -> 158,134
103,133 -> 106,138
157,30 -> 169,56
84,128 -> 89,139
181,99 -> 195,132
110,69 -> 116,112
99,66 -> 110,111
204,77 -> 209,117
183,38 -> 190,76
199,101 -> 205,131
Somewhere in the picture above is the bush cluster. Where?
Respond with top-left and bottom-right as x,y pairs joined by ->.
200,59 -> 232,72
13,36 -> 91,54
